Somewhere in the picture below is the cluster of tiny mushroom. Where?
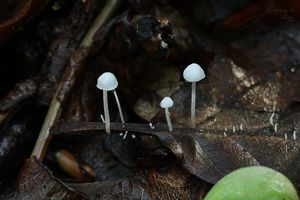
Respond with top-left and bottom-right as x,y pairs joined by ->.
96,63 -> 205,133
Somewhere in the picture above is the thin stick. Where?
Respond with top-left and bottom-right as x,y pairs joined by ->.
113,91 -> 125,123
165,108 -> 173,131
80,0 -> 121,47
31,0 -> 121,160
103,91 -> 110,133
191,82 -> 196,128
30,89 -> 61,159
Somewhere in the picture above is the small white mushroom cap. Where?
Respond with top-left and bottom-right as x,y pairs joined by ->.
96,72 -> 118,91
160,97 -> 174,108
183,63 -> 205,82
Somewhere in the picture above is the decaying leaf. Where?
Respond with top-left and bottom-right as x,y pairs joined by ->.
153,130 -> 300,188
50,121 -> 300,190
70,165 -> 210,200
16,157 -> 86,200
16,152 -> 210,200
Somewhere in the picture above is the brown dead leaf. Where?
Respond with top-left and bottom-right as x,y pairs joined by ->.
69,165 -> 210,200
153,130 -> 300,188
16,153 -> 209,200
50,122 -> 300,189
16,157 -> 86,200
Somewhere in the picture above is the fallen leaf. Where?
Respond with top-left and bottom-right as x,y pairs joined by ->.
70,165 -> 210,200
50,121 -> 300,189
16,157 -> 87,200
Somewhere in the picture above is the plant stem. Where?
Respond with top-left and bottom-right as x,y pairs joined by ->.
113,91 -> 125,123
165,108 -> 173,132
31,0 -> 121,160
80,0 -> 121,47
191,82 -> 196,128
31,88 -> 61,159
103,90 -> 110,133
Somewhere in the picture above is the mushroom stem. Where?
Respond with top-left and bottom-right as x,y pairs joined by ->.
113,91 -> 125,123
103,90 -> 110,133
191,81 -> 196,128
165,108 -> 173,131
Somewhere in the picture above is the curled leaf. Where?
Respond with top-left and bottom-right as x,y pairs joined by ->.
51,122 -> 300,189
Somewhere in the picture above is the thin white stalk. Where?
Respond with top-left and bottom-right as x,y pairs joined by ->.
100,114 -> 105,123
191,82 -> 196,128
103,91 -> 110,133
123,130 -> 128,139
165,108 -> 173,131
113,91 -> 125,123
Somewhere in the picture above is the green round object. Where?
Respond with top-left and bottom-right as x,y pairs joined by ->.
204,166 -> 299,200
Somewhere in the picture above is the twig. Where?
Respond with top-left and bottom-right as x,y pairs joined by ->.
31,0 -> 122,160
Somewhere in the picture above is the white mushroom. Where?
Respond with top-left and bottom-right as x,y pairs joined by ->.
97,72 -> 125,133
183,63 -> 205,128
160,97 -> 174,131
